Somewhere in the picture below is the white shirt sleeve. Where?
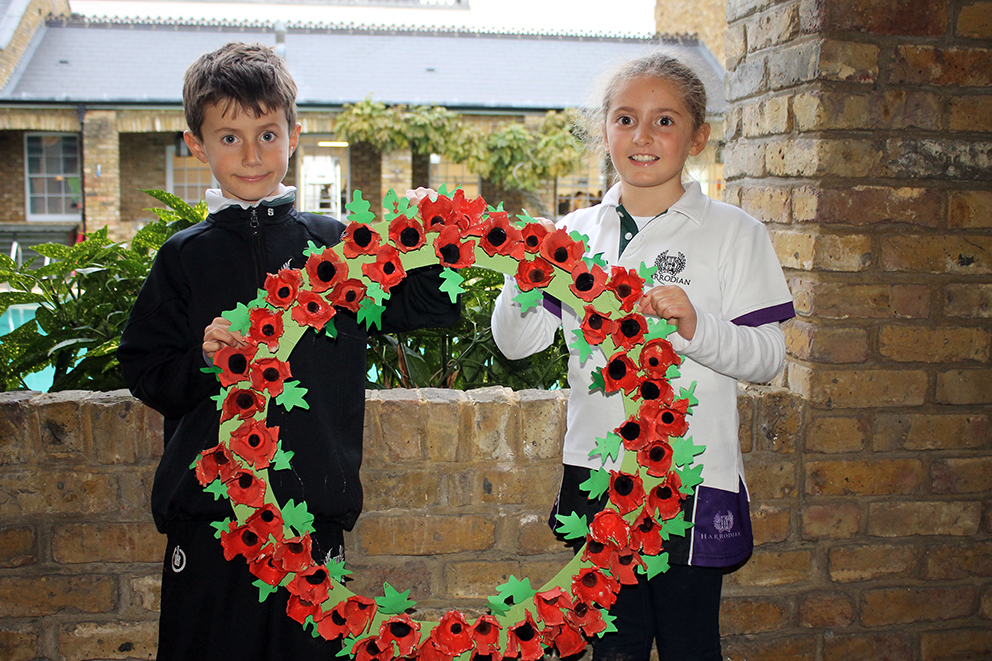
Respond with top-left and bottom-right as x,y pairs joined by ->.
669,311 -> 785,384
491,275 -> 562,360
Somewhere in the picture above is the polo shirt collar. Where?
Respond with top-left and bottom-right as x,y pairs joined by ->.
604,180 -> 709,226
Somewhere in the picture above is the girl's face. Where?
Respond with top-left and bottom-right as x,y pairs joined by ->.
603,75 -> 710,212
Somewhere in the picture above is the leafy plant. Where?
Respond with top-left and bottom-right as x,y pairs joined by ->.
0,191 -> 203,391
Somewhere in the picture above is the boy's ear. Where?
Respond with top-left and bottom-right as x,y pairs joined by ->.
183,130 -> 209,164
689,123 -> 711,157
289,122 -> 302,156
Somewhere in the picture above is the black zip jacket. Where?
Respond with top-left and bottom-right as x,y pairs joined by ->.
118,201 -> 459,533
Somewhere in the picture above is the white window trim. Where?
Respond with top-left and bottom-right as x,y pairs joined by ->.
165,144 -> 217,205
24,132 -> 82,222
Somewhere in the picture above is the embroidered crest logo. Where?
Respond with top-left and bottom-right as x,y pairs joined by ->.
713,511 -> 735,534
653,250 -> 690,286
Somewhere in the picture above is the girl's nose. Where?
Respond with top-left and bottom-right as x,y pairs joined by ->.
633,124 -> 651,145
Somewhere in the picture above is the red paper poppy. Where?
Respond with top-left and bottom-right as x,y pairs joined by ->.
247,308 -> 284,352
291,290 -> 336,331
581,538 -> 618,570
543,622 -> 587,658
194,443 -> 239,486
220,387 -> 266,423
378,613 -> 421,657
609,266 -> 644,312
249,551 -> 289,586
515,257 -> 554,292
330,278 -> 367,313
304,246 -> 347,293
287,593 -> 325,625
565,600 -> 607,637
533,586 -> 572,627
433,225 -> 476,269
471,615 -> 503,656
245,502 -> 284,543
610,312 -> 648,350
630,509 -> 664,556
608,470 -> 646,516
433,610 -> 474,656
224,468 -> 266,508
571,567 -> 620,609
341,222 -> 381,258
648,472 -> 686,521
213,343 -> 258,388
287,564 -> 331,605
641,398 -> 690,438
569,261 -> 609,302
639,338 -> 682,377
419,194 -> 454,231
264,268 -> 302,309
416,639 -> 453,661
637,439 -> 674,478
579,305 -> 616,345
589,508 -> 631,548
505,611 -> 544,661
353,636 -> 394,661
609,548 -> 645,585
388,215 -> 427,253
602,352 -> 640,395
248,357 -> 292,397
273,534 -> 314,573
636,377 -> 675,405
449,188 -> 487,230
229,419 -> 278,469
520,222 -> 549,254
473,211 -> 525,260
539,228 -> 584,272
615,413 -> 652,452
219,521 -> 267,562
362,245 -> 407,293
318,595 -> 378,640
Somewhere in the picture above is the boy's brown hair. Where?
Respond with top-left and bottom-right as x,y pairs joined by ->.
183,42 -> 298,139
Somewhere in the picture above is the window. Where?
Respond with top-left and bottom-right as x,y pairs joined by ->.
166,141 -> 216,205
429,155 -> 480,198
25,133 -> 82,221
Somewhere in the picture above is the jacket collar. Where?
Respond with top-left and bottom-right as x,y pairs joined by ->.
205,184 -> 297,214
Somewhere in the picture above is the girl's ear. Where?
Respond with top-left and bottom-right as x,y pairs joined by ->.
688,123 -> 711,157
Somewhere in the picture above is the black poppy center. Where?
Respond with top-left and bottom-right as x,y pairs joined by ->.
574,602 -> 589,617
353,225 -> 372,247
588,314 -> 604,330
617,283 -> 632,298
619,421 -> 641,441
641,381 -> 661,400
390,621 -> 413,638
307,301 -> 320,314
528,268 -> 546,283
486,227 -> 507,246
639,517 -> 655,532
588,540 -> 605,554
430,214 -> 445,227
236,392 -> 255,409
260,509 -> 275,522
581,572 -> 599,587
618,553 -> 634,566
440,243 -> 461,264
661,411 -> 676,425
316,260 -> 337,283
263,367 -> 280,382
553,246 -> 569,263
649,356 -> 660,367
656,485 -> 673,500
515,622 -> 536,642
365,640 -> 382,655
525,235 -> 540,248
227,354 -> 248,374
306,569 -> 327,585
248,433 -> 262,448
575,272 -> 595,291
620,318 -> 642,338
331,611 -> 347,625
476,621 -> 492,636
345,290 -> 357,303
277,286 -> 291,299
241,529 -> 259,546
214,451 -> 229,465
614,474 -> 634,496
261,323 -> 275,337
649,445 -> 668,462
383,262 -> 396,275
400,227 -> 421,247
608,358 -> 627,380
286,541 -> 304,554
449,622 -> 463,635
238,472 -> 253,489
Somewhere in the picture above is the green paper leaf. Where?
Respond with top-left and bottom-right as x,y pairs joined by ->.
679,382 -> 699,410
515,210 -> 537,227
382,189 -> 402,221
588,252 -> 609,269
364,281 -> 388,306
437,183 -> 452,196
222,302 -> 252,335
357,297 -> 385,332
569,230 -> 590,247
376,582 -> 416,615
276,380 -> 310,411
495,575 -> 537,607
487,201 -> 505,213
512,288 -> 544,313
665,363 -> 681,381
282,498 -> 316,537
588,369 -> 606,394
660,513 -> 693,541
644,316 -> 677,341
439,267 -> 465,303
670,436 -> 706,468
579,468 -> 610,501
487,595 -> 511,617
569,329 -> 593,365
638,552 -> 671,580
204,479 -> 228,501
200,364 -> 222,379
271,442 -> 295,471
345,190 -> 376,224
248,290 -> 268,310
588,431 -> 622,466
600,610 -> 618,635
554,511 -> 589,541
677,463 -> 705,494
338,637 -> 359,657
305,614 -> 321,638
325,557 -> 351,583
638,261 -> 658,283
302,240 -> 323,257
211,392 -> 225,410
211,518 -> 232,539
323,316 -> 337,338
254,578 -> 280,603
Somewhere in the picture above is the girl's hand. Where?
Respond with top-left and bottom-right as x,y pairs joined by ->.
203,317 -> 245,361
405,187 -> 436,204
638,285 -> 697,341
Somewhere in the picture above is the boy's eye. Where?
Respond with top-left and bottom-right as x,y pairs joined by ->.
261,131 -> 277,142
222,135 -> 237,144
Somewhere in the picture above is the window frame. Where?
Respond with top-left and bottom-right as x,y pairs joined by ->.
23,132 -> 83,222
165,143 -> 217,205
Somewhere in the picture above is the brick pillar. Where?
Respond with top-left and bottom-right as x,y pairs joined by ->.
81,110 -> 123,241
724,0 -> 991,657
349,141 -> 382,220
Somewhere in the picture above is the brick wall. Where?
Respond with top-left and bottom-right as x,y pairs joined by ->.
119,133 -> 171,230
0,131 -> 25,224
82,111 -> 123,242
722,0 -> 992,658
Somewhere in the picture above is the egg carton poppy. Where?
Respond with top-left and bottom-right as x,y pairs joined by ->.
194,185 -> 705,661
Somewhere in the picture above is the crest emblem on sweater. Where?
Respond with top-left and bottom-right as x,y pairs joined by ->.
653,250 -> 690,286
713,511 -> 735,534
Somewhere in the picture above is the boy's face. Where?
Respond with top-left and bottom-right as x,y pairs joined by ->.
185,101 -> 302,204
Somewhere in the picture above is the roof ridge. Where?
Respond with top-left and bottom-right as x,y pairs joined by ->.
48,12 -> 700,45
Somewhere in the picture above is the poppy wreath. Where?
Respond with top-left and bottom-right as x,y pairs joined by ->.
198,185 -> 705,660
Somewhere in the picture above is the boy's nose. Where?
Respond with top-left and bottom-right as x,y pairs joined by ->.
242,144 -> 262,166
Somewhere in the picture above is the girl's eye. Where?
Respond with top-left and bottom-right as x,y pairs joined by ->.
618,115 -> 633,126
658,117 -> 673,127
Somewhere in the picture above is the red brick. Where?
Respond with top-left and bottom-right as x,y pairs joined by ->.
784,320 -> 870,363
958,2 -> 992,38
924,541 -> 992,580
879,326 -> 990,363
829,543 -> 916,583
791,278 -> 931,319
869,501 -> 982,537
723,635 -> 816,661
882,235 -> 992,274
875,413 -> 991,451
802,502 -> 861,539
0,629 -> 38,661
719,597 -> 790,635
806,459 -> 922,496
862,586 -> 976,626
823,633 -> 913,661
793,367 -> 928,409
0,391 -> 38,465
931,457 -> 992,494
936,369 -> 992,404
420,388 -> 465,462
358,514 -> 495,555
58,620 -> 158,661
793,185 -> 943,227
744,458 -> 797,499
0,575 -> 116,617
343,560 -> 432,604
517,513 -> 567,556
0,469 -> 119,518
444,561 -> 520,600
754,386 -> 803,453
921,628 -> 992,661
518,389 -> 567,460
362,468 -> 442,510
799,591 -> 854,628
52,523 -> 165,564
817,0 -> 947,35
805,415 -> 869,453
726,550 -> 813,587
751,504 -> 791,545
892,46 -> 992,86
946,284 -> 992,318
0,526 -> 35,568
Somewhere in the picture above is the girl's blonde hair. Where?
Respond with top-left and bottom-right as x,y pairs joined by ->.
599,51 -> 708,131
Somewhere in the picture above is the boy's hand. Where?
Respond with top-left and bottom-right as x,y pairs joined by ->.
203,317 -> 246,361
531,216 -> 556,232
405,187 -> 436,204
638,285 -> 697,341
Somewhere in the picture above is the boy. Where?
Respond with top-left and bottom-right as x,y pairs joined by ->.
118,42 -> 458,660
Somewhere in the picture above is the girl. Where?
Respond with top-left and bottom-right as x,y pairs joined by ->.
491,53 -> 795,660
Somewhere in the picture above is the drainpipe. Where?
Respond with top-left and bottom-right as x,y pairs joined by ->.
76,103 -> 86,238
275,21 -> 286,60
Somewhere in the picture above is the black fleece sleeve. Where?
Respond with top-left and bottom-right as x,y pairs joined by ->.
379,264 -> 460,334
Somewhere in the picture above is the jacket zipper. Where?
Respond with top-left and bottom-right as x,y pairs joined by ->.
249,208 -> 265,287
